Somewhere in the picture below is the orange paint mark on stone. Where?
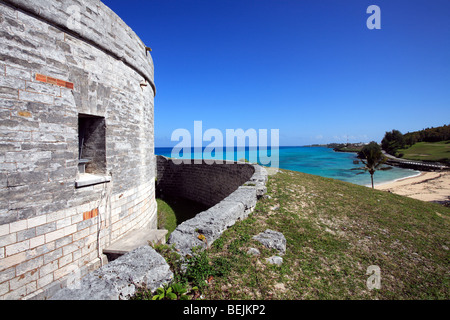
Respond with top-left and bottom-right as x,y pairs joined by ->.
83,208 -> 99,220
18,111 -> 32,118
46,77 -> 57,85
35,74 -> 47,82
35,73 -> 74,89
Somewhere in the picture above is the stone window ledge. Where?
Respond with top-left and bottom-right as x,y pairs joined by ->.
75,173 -> 111,188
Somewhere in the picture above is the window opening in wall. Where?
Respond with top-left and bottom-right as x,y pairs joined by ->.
76,114 -> 110,188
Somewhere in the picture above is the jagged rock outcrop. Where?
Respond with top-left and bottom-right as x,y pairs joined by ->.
253,229 -> 286,256
51,246 -> 173,300
266,256 -> 283,266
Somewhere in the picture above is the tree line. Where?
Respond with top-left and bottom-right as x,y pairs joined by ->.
381,124 -> 450,156
354,124 -> 449,188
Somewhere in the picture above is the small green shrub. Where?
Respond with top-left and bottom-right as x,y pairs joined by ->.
152,284 -> 178,300
152,243 -> 184,281
151,282 -> 199,300
211,256 -> 232,277
185,248 -> 214,288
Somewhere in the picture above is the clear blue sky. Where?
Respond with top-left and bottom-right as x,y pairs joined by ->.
102,0 -> 450,147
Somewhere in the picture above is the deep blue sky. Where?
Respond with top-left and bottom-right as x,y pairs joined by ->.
102,0 -> 450,147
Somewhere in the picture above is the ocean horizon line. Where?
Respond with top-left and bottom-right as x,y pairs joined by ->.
155,145 -> 330,149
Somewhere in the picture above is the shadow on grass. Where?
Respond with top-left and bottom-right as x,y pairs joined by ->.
157,195 -> 210,239
164,195 -> 209,224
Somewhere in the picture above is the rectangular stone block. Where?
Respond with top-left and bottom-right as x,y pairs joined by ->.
5,150 -> 51,163
5,65 -> 32,81
35,74 -> 47,82
17,228 -> 36,242
0,75 -> 24,99
35,222 -> 57,237
39,260 -> 58,278
37,273 -> 53,289
9,270 -> 38,291
0,251 -> 25,272
26,81 -> 61,96
0,224 -> 9,237
5,240 -> 30,256
29,235 -> 45,249
45,229 -> 65,243
27,215 -> 47,228
0,130 -> 32,142
43,248 -> 62,264
7,171 -> 48,187
31,132 -> 66,143
9,219 -> 27,233
18,90 -> 54,104
0,233 -> 16,248
14,255 -> 43,277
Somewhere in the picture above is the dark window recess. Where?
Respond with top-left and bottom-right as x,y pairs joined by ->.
78,114 -> 106,175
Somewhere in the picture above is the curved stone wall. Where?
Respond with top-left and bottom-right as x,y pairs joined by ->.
156,156 -> 257,208
156,156 -> 268,256
0,0 -> 156,299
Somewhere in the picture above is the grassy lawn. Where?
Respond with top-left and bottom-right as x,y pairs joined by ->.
157,196 -> 209,240
150,169 -> 450,300
398,141 -> 450,163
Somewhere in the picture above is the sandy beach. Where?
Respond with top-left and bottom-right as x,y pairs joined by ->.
375,171 -> 450,202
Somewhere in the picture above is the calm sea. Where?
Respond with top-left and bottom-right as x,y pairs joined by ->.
155,146 -> 420,187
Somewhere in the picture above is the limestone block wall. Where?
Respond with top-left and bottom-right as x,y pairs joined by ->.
156,156 -> 268,256
156,156 -> 256,208
0,0 -> 157,299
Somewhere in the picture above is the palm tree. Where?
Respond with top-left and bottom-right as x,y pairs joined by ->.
357,142 -> 388,189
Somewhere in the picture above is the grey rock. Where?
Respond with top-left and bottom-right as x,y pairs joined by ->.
168,200 -> 246,256
266,256 -> 283,266
247,247 -> 260,256
51,246 -> 173,300
160,157 -> 269,258
253,229 -> 286,255
249,166 -> 268,198
222,186 -> 257,213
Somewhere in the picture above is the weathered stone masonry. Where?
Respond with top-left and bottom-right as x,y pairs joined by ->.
157,156 -> 268,256
0,0 -> 157,299
156,156 -> 257,208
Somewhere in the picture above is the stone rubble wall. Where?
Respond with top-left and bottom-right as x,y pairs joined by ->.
156,156 -> 265,208
0,0 -> 157,300
156,156 -> 268,256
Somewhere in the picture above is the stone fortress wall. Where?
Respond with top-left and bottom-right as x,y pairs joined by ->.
0,0 -> 157,299
0,0 -> 270,300
157,156 -> 268,256
46,157 -> 269,300
156,156 -> 257,208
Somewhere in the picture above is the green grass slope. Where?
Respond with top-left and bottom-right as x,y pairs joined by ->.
157,197 -> 209,241
199,169 -> 450,300
398,140 -> 450,163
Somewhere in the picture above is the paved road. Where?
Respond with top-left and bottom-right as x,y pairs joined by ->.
382,151 -> 449,170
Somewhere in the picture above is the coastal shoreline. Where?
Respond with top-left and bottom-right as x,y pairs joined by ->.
375,170 -> 450,202
372,171 -> 423,188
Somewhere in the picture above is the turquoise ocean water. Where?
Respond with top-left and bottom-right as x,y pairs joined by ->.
155,146 -> 420,187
